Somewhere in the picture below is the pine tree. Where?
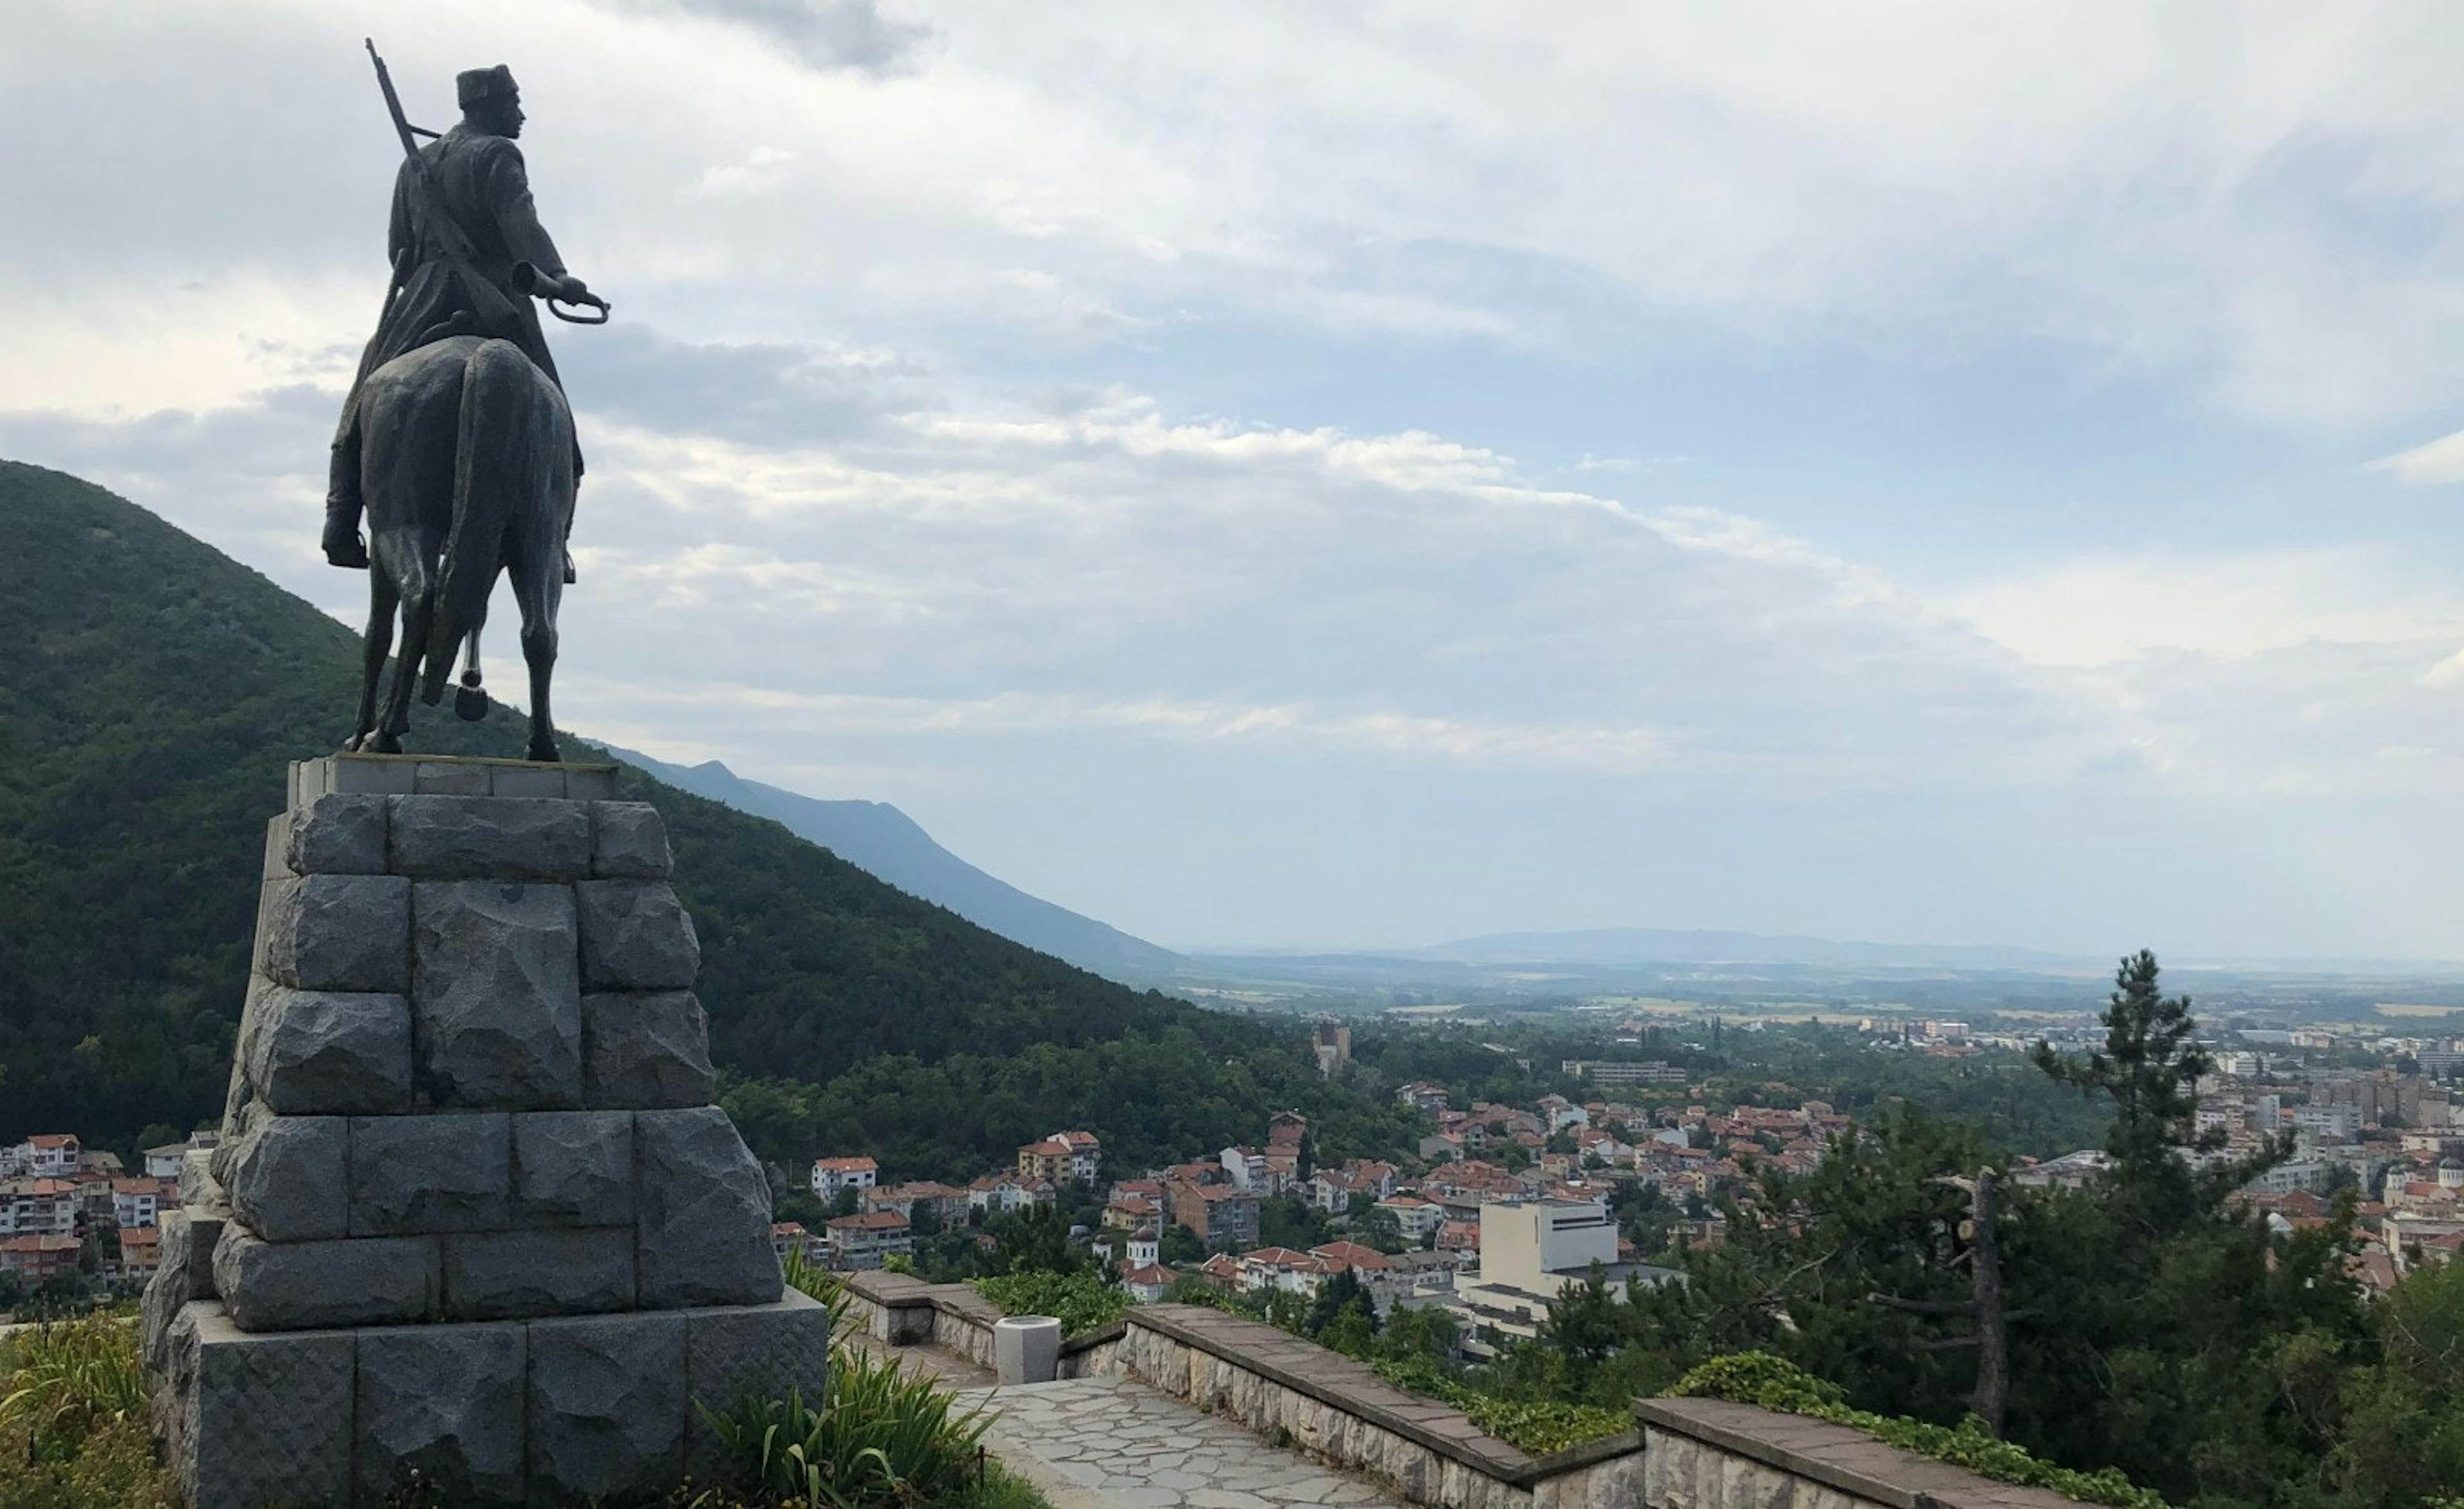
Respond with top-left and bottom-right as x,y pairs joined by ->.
2033,950 -> 2212,1221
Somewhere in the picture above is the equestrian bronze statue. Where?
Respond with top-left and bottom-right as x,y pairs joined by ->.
331,45 -> 609,761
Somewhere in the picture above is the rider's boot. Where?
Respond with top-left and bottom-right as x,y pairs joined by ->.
323,441 -> 370,570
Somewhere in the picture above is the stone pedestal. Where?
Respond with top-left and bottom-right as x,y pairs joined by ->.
143,753 -> 828,1508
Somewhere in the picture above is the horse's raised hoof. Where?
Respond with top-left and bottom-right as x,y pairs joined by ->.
455,684 -> 490,722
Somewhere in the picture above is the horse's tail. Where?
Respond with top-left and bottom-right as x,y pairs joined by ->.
420,337 -> 532,704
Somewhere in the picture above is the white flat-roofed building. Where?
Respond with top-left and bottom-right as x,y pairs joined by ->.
1442,1197 -> 1676,1361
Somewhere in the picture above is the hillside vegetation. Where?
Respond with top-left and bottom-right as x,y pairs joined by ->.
0,459 -> 1414,1175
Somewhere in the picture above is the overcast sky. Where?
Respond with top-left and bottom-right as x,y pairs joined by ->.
12,2 -> 2464,959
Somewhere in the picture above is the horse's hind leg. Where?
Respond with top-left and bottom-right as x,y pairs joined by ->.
377,589 -> 433,753
346,572 -> 400,751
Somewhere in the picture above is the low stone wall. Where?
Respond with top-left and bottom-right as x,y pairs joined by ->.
1106,1305 -> 1640,1509
839,1271 -> 1120,1379
1631,1397 -> 2083,1509
842,1283 -> 2073,1509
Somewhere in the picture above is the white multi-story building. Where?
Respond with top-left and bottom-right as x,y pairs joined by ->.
1220,1147 -> 1269,1191
2239,1159 -> 2342,1198
112,1177 -> 174,1230
12,1136 -> 81,1179
2295,1105 -> 2361,1142
0,1179 -> 79,1237
1047,1130 -> 1102,1185
1374,1193 -> 1446,1243
823,1211 -> 911,1270
1561,1061 -> 1688,1087
810,1155 -> 879,1201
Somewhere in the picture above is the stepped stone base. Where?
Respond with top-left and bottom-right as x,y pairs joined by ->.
147,754 -> 817,1508
157,1292 -> 832,1508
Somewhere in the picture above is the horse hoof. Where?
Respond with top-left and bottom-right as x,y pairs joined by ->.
527,743 -> 561,764
455,685 -> 490,722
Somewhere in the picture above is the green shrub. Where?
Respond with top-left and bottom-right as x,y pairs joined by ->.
698,1343 -> 991,1507
1361,1353 -> 1624,1457
0,1318 -> 177,1509
778,1244 -> 855,1338
677,1458 -> 1054,1508
972,1270 -> 1133,1338
1671,1353 -> 2169,1509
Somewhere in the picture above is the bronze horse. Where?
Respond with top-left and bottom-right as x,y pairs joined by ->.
342,334 -> 574,762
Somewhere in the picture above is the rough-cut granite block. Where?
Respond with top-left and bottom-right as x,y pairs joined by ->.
578,880 -> 700,989
142,1210 -> 227,1370
260,873 -> 411,993
350,1111 -> 511,1235
443,1227 -> 635,1320
388,794 -> 593,880
285,791 -> 388,875
162,1302 -> 354,1509
320,753 -> 420,796
527,1311 -> 687,1503
565,765 -> 621,801
219,1111 -> 348,1243
633,1107 -> 781,1308
180,1147 -> 228,1214
583,991 -> 715,1109
591,802 -> 672,879
357,1322 -> 528,1506
213,1225 -> 439,1331
512,1110 -> 633,1227
416,760 -> 493,796
491,763 -> 569,799
243,984 -> 413,1114
412,880 -> 582,1109
683,1292 -> 835,1479
262,811 -> 291,882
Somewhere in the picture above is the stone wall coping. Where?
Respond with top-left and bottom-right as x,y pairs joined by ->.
1633,1398 -> 2086,1509
841,1272 -> 1118,1356
840,1276 -> 1638,1490
1057,1317 -> 1125,1358
1129,1304 -> 1546,1481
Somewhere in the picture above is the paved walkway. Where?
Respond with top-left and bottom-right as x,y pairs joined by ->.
848,1331 -> 997,1389
955,1374 -> 1408,1509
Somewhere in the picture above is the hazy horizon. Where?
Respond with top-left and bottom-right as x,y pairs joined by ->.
13,3 -> 2464,959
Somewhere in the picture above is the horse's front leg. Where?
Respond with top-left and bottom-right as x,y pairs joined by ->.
519,610 -> 560,763
513,528 -> 562,763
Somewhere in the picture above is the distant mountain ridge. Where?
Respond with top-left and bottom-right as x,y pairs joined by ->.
1414,926 -> 2084,971
594,745 -> 1183,983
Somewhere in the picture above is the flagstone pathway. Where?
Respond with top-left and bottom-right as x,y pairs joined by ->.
955,1372 -> 1410,1509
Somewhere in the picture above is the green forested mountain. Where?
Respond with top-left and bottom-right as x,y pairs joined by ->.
0,459 -> 1415,1176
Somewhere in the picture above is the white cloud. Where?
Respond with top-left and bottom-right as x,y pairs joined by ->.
15,3 -> 2464,427
1953,550 -> 2464,667
2367,427 -> 2464,486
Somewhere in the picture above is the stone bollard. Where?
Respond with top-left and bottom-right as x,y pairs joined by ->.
993,1315 -> 1062,1385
